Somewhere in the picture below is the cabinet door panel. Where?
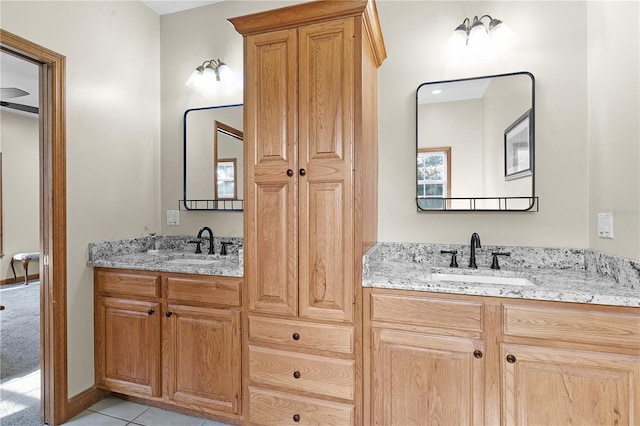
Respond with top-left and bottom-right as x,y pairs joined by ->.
502,343 -> 640,426
247,29 -> 297,164
95,297 -> 161,398
372,328 -> 484,426
298,18 -> 354,323
245,28 -> 298,317
164,305 -> 240,415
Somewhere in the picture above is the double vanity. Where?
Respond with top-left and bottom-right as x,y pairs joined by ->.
89,233 -> 640,425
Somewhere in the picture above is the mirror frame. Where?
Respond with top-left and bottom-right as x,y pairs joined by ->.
416,71 -> 538,212
182,103 -> 243,211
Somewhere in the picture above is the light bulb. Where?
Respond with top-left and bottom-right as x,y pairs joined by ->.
490,21 -> 519,54
185,66 -> 204,89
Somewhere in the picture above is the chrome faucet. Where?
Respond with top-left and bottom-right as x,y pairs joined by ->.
196,226 -> 215,254
469,232 -> 481,268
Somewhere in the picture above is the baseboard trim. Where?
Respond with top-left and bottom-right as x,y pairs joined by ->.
66,386 -> 109,420
0,273 -> 40,286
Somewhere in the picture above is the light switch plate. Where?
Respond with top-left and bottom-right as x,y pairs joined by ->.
167,210 -> 180,226
597,212 -> 613,238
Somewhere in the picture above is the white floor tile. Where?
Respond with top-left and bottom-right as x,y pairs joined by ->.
63,410 -> 128,426
88,395 -> 149,421
132,406 -> 207,426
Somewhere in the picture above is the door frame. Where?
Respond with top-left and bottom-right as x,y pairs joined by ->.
1,29 -> 68,425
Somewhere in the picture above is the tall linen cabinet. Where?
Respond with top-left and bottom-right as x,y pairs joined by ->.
230,2 -> 386,424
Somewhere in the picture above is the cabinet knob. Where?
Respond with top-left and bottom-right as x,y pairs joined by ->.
147,309 -> 155,315
292,332 -> 300,341
166,311 -> 173,318
293,371 -> 301,379
292,414 -> 300,422
506,354 -> 516,363
473,350 -> 483,359
286,169 -> 294,177
299,168 -> 306,176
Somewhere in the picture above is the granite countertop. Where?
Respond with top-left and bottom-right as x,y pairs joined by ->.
88,236 -> 243,278
88,250 -> 243,278
363,243 -> 640,308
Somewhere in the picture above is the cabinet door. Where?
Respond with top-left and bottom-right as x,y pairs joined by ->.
164,304 -> 241,415
95,297 -> 161,398
372,328 -> 485,426
502,343 -> 640,425
298,18 -> 355,323
245,28 -> 298,317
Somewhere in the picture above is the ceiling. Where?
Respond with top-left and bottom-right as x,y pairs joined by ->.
141,0 -> 223,15
0,51 -> 39,113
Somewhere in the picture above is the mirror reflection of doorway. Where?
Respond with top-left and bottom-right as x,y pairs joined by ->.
0,49 -> 42,425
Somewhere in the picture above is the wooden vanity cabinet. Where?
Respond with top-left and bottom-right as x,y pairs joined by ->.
364,288 -> 640,426
94,268 -> 242,421
95,269 -> 162,398
230,1 -> 385,424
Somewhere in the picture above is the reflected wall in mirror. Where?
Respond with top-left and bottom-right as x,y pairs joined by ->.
183,104 -> 243,210
416,72 -> 537,211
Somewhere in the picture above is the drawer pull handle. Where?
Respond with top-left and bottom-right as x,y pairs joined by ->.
473,350 -> 483,359
166,311 -> 173,318
506,354 -> 516,363
293,371 -> 301,379
292,332 -> 300,341
286,169 -> 294,177
147,309 -> 155,315
299,168 -> 306,176
293,414 -> 300,422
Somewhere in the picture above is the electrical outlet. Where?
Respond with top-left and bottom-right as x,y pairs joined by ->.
167,210 -> 180,226
597,212 -> 613,239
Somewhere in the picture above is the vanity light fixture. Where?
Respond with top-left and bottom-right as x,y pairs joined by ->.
185,58 -> 234,93
448,15 -> 517,55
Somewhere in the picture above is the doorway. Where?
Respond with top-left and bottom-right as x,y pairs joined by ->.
0,29 -> 67,425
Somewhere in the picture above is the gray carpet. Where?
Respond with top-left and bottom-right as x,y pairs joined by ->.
0,281 -> 41,425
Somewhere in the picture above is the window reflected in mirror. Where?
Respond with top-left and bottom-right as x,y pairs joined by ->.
417,147 -> 451,210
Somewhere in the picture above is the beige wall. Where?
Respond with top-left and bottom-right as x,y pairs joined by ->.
587,1 -> 640,259
1,1 -> 161,396
0,111 -> 39,282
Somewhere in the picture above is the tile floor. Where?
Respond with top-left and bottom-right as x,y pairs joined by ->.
62,396 -> 231,426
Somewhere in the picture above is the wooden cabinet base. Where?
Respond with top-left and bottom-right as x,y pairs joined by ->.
94,268 -> 242,424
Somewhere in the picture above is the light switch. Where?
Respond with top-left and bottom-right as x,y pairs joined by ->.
597,212 -> 613,239
167,210 -> 180,226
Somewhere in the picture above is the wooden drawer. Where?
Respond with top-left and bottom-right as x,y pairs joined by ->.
370,292 -> 483,332
503,303 -> 640,350
165,275 -> 241,307
96,269 -> 161,298
248,386 -> 354,426
249,316 -> 354,354
249,346 -> 355,400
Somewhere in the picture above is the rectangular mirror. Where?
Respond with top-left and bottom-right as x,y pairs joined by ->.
183,104 -> 243,210
416,72 -> 537,211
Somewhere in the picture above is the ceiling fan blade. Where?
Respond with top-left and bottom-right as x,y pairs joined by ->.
0,101 -> 39,114
0,87 -> 30,99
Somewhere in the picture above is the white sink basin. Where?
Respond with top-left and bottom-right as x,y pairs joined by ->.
164,258 -> 217,266
430,273 -> 534,286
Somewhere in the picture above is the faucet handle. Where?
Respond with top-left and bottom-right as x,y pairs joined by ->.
440,250 -> 459,268
490,252 -> 511,270
220,242 -> 232,256
190,239 -> 202,254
